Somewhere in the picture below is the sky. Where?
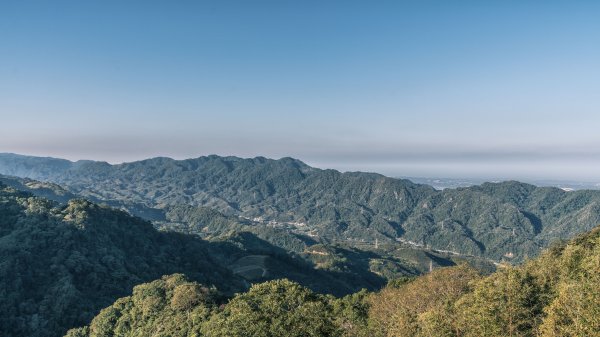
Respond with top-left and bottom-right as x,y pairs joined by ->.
1,1 -> 600,181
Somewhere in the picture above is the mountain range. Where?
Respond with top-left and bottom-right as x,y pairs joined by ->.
1,153 -> 600,336
2,153 -> 599,262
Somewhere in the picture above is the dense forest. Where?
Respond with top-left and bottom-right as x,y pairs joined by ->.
0,182 -> 474,337
66,224 -> 600,337
2,153 -> 600,262
0,183 -> 248,337
1,154 -> 599,336
0,183 -> 391,337
0,173 -> 498,291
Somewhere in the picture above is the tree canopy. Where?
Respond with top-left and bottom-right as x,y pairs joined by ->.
68,225 -> 600,337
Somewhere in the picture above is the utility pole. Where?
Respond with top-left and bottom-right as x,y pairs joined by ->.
375,237 -> 379,249
429,260 -> 433,272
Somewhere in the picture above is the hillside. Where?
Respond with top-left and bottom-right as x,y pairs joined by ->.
2,182 -> 458,337
0,173 -> 478,287
1,153 -> 599,262
0,174 -> 78,203
65,224 -> 600,337
158,203 -> 494,280
366,224 -> 600,336
0,182 -> 247,337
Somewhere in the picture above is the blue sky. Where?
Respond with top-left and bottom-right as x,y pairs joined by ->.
1,1 -> 600,180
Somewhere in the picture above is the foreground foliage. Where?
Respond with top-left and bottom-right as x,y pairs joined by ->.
68,225 -> 600,337
66,276 -> 343,337
65,274 -> 218,337
367,226 -> 600,337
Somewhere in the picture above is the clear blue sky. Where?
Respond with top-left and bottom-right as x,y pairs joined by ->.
1,1 -> 600,180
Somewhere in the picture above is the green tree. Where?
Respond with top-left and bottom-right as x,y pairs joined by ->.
331,289 -> 371,337
202,279 -> 341,337
457,267 -> 543,337
538,232 -> 600,337
64,274 -> 217,337
368,264 -> 480,337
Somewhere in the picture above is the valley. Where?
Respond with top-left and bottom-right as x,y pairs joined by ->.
2,153 -> 599,264
0,154 -> 599,336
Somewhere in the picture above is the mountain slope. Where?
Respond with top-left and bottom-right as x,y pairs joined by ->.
0,183 -> 246,337
0,174 -> 77,203
1,153 -> 600,261
3,182 -> 440,337
368,224 -> 600,336
65,224 -> 600,337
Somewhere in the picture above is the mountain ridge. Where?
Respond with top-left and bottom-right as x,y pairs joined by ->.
1,153 -> 599,262
2,181 -> 419,337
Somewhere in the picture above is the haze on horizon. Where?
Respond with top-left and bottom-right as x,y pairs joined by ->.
2,1 -> 600,181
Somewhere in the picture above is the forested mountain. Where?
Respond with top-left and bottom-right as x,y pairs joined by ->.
65,223 -> 600,337
1,154 -> 598,336
0,183 -> 406,337
0,183 -> 247,337
0,174 -> 77,203
156,203 -> 496,281
1,153 -> 599,262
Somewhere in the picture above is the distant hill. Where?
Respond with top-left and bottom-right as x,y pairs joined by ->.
405,176 -> 600,191
2,153 -> 600,262
0,174 -> 77,203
